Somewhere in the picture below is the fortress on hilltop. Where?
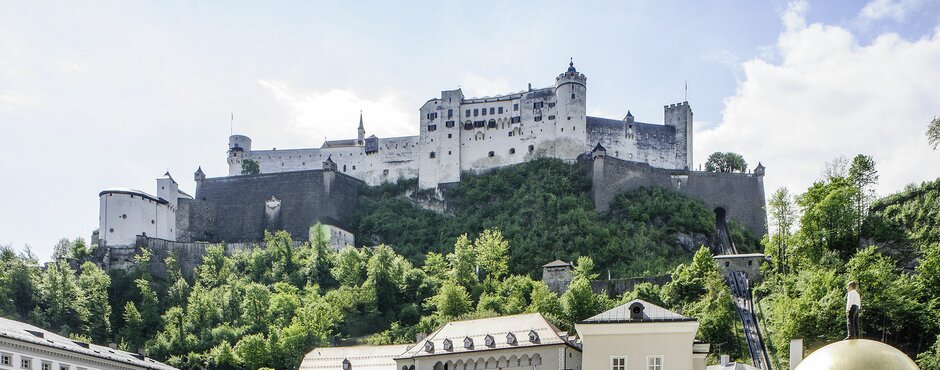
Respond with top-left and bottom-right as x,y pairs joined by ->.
94,61 -> 766,275
227,60 -> 694,189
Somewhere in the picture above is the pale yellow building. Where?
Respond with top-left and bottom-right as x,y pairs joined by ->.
303,301 -> 708,370
576,300 -> 709,370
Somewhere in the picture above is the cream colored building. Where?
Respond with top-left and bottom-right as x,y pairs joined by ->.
576,300 -> 709,370
303,301 -> 708,370
0,317 -> 176,370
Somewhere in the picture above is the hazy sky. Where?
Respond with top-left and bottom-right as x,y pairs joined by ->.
2,0 -> 939,260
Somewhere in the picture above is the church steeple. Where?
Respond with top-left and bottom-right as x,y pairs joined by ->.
357,110 -> 365,144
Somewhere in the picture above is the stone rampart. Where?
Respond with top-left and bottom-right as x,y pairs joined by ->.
591,156 -> 767,237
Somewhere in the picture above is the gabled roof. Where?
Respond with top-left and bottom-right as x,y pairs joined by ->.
397,313 -> 574,359
301,344 -> 411,370
0,317 -> 177,370
542,259 -> 572,268
592,143 -> 606,152
579,299 -> 693,324
323,139 -> 359,148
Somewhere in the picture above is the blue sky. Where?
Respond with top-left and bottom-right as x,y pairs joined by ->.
2,0 -> 939,260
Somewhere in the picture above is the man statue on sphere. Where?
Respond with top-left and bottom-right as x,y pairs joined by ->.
846,281 -> 861,339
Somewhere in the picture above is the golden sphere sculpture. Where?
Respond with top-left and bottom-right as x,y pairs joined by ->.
795,339 -> 919,370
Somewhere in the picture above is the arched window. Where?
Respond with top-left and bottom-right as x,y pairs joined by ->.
488,151 -> 495,158
528,145 -> 535,152
509,148 -> 515,154
429,152 -> 436,158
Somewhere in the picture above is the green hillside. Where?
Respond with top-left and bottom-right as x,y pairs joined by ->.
352,158 -> 739,277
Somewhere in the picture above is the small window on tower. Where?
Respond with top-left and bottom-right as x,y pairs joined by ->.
488,151 -> 494,157
429,152 -> 436,159
528,145 -> 535,152
509,148 -> 516,154
571,93 -> 576,99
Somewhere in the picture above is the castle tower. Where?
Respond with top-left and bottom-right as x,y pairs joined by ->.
553,59 -> 587,159
357,111 -> 365,145
227,135 -> 252,176
417,88 -> 463,189
664,102 -> 693,170
194,166 -> 206,193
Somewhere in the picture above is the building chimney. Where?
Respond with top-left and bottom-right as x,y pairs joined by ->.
720,355 -> 730,367
789,339 -> 804,370
416,333 -> 428,342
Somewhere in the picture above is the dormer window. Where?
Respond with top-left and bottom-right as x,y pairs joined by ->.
464,337 -> 473,349
425,341 -> 434,352
528,330 -> 539,343
506,332 -> 517,345
443,339 -> 453,351
343,359 -> 351,370
485,334 -> 495,347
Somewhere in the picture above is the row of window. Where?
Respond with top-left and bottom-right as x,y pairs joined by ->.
611,356 -> 663,370
1,353 -> 84,370
429,145 -> 532,159
464,104 -> 516,118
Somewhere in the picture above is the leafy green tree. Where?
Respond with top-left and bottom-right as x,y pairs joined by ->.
428,282 -> 471,317
37,260 -> 88,335
77,262 -> 111,343
928,116 -> 940,150
705,152 -> 747,173
661,247 -> 717,308
422,252 -> 449,280
919,336 -> 940,370
0,246 -> 39,320
198,245 -> 234,288
767,187 -> 797,273
122,302 -> 145,351
209,341 -> 238,370
366,245 -> 405,312
241,283 -> 270,331
241,159 -> 260,175
561,277 -> 601,325
849,155 -> 878,244
448,234 -> 478,288
573,256 -> 599,281
234,333 -> 269,369
331,246 -> 367,287
474,229 -> 510,281
797,177 -> 859,257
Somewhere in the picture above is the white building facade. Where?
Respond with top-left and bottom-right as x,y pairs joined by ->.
226,62 -> 693,190
0,317 -> 176,370
97,173 -> 192,247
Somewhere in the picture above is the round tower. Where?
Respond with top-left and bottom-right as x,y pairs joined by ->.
227,135 -> 252,176
553,59 -> 588,159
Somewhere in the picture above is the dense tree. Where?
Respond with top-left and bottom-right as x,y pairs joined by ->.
428,282 -> 471,317
928,116 -> 940,150
704,152 -> 748,173
78,262 -> 112,343
36,261 -> 88,336
331,246 -> 367,287
241,159 -> 260,175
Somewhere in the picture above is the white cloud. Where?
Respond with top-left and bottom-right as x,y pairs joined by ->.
460,73 -> 515,98
858,0 -> 924,23
258,80 -> 416,145
697,1 -> 940,197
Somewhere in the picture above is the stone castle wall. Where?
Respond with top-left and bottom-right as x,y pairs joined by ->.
181,169 -> 364,244
591,156 -> 767,237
